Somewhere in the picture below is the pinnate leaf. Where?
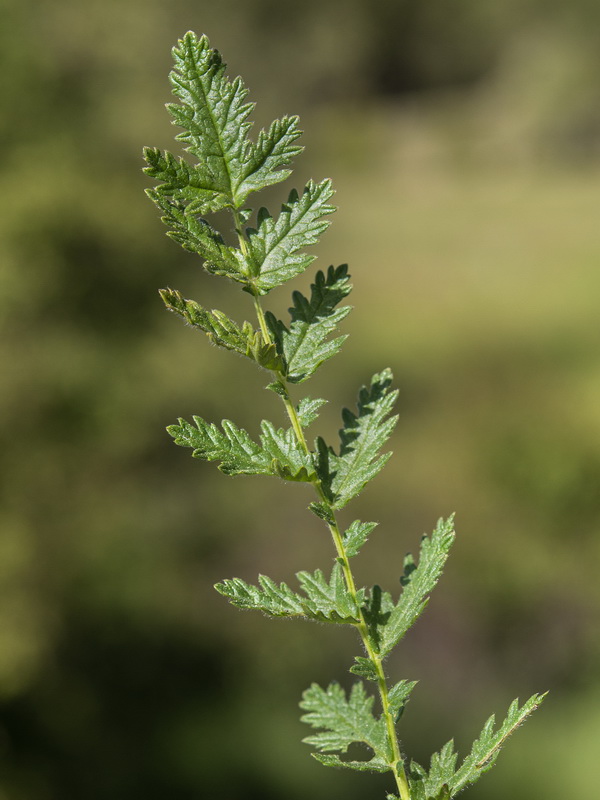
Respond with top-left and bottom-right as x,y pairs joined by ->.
300,681 -> 392,770
167,32 -> 254,201
145,190 -> 247,284
160,288 -> 282,370
449,693 -> 546,794
216,563 -> 361,624
266,264 -> 352,382
317,369 -> 398,509
235,115 -> 304,203
143,146 -> 231,215
246,181 -> 336,294
167,32 -> 302,205
168,416 -> 315,481
343,519 -> 378,558
296,397 -> 327,428
360,519 -> 454,655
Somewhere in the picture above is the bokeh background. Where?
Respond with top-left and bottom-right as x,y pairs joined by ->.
2,1 -> 600,798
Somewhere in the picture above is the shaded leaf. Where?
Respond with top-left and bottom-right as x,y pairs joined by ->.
145,190 -> 247,284
349,657 -> 379,682
266,264 -> 352,382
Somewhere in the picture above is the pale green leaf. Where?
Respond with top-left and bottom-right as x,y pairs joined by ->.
159,288 -> 283,370
296,397 -> 327,428
449,693 -> 546,795
266,264 -> 352,382
168,415 -> 315,481
296,563 -> 362,623
343,519 -> 378,558
313,753 -> 391,773
300,682 -> 392,764
214,575 -> 305,617
349,657 -> 379,682
387,680 -> 418,721
379,517 -> 455,657
216,564 -> 360,624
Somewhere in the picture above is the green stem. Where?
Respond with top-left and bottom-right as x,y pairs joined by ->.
242,273 -> 411,799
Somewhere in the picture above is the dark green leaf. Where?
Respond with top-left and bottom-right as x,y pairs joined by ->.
349,657 -> 379,682
145,190 -> 247,285
316,369 -> 398,509
267,264 -> 352,382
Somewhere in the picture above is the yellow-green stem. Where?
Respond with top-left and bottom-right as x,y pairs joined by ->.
242,274 -> 411,799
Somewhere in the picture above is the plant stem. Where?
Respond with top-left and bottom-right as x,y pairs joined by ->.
237,256 -> 411,798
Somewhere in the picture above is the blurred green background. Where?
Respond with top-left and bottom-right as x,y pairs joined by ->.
2,1 -> 600,798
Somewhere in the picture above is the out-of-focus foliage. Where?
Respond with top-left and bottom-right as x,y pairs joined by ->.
1,1 -> 600,799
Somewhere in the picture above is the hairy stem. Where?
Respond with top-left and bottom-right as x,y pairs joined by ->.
238,257 -> 411,797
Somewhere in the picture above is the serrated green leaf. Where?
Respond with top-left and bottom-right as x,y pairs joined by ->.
312,753 -> 391,773
316,369 -> 398,509
387,680 -> 418,721
266,264 -> 352,382
409,741 -> 457,800
235,115 -> 304,203
361,584 -> 395,654
296,397 -> 327,428
160,288 -> 283,370
259,421 -> 316,481
168,416 -> 271,476
216,564 -> 360,624
167,32 -> 254,202
449,693 -> 546,795
143,147 -> 232,215
379,517 -> 455,657
308,501 -> 335,525
300,682 -> 392,765
343,519 -> 378,558
214,575 -> 305,617
295,563 -> 362,623
146,190 -> 248,285
245,181 -> 336,293
349,657 -> 379,682
168,415 -> 315,481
